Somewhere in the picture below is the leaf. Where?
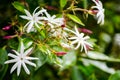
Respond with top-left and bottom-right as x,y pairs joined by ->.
61,50 -> 76,69
0,48 -> 8,80
109,71 -> 120,80
12,1 -> 25,13
60,0 -> 67,8
71,66 -> 83,80
67,14 -> 85,26
33,47 -> 48,70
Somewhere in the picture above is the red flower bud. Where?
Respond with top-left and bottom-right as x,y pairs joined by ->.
55,52 -> 67,56
45,5 -> 57,10
88,10 -> 98,15
3,35 -> 13,39
78,28 -> 93,34
2,25 -> 11,31
86,45 -> 93,51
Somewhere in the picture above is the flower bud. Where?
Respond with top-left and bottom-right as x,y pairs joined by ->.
2,25 -> 11,31
55,52 -> 67,56
78,28 -> 93,34
3,35 -> 13,39
88,10 -> 98,15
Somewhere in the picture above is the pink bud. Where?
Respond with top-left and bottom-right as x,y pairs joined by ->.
2,25 -> 11,31
3,35 -> 14,39
96,0 -> 99,3
55,52 -> 67,56
86,45 -> 93,51
88,10 -> 98,15
45,5 -> 57,10
78,28 -> 93,34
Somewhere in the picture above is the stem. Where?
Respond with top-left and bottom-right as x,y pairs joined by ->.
73,8 -> 89,12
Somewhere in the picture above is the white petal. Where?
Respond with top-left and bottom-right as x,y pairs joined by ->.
69,37 -> 77,40
22,61 -> 30,74
35,22 -> 40,28
8,53 -> 17,58
17,61 -> 22,76
20,41 -> 24,54
12,50 -> 19,56
10,62 -> 19,74
83,36 -> 90,40
26,57 -> 39,60
33,7 -> 39,16
83,44 -> 87,53
24,21 -> 31,30
24,47 -> 33,55
75,26 -> 79,36
74,41 -> 81,49
20,15 -> 31,20
5,59 -> 18,64
24,60 -> 36,67
71,39 -> 78,45
27,21 -> 34,33
24,9 -> 32,18
80,44 -> 84,52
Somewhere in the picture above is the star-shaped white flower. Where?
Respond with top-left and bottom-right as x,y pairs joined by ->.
65,26 -> 93,53
92,0 -> 105,25
20,7 -> 46,33
4,41 -> 38,76
43,10 -> 64,28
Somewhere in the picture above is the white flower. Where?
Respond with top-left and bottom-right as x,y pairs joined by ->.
65,26 -> 93,53
50,27 -> 68,37
4,41 -> 38,76
20,7 -> 46,33
92,0 -> 105,25
43,10 -> 64,28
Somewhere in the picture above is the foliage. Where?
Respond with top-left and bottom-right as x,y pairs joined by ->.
0,0 -> 120,80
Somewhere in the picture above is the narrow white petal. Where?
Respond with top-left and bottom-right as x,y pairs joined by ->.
83,44 -> 87,53
83,36 -> 90,40
71,39 -> 78,45
17,61 -> 22,76
20,41 -> 24,54
69,37 -> 77,40
80,43 -> 84,52
75,26 -> 79,36
27,21 -> 34,33
5,59 -> 18,64
22,62 -> 30,74
33,7 -> 39,16
20,15 -> 31,20
24,21 -> 31,29
44,11 -> 51,18
35,22 -> 40,28
24,9 -> 32,18
10,62 -> 19,74
24,60 -> 36,67
8,53 -> 17,58
24,47 -> 33,55
26,57 -> 39,60
74,42 -> 81,50
12,50 -> 19,56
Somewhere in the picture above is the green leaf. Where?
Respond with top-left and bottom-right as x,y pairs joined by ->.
71,66 -> 83,80
67,14 -> 85,26
33,47 -> 48,70
109,71 -> 120,80
60,0 -> 67,8
0,48 -> 8,80
12,1 -> 25,13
